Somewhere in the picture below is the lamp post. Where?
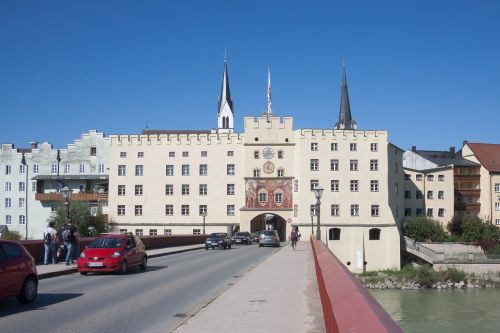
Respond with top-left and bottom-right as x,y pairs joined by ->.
310,211 -> 314,236
60,186 -> 73,221
21,154 -> 28,240
313,185 -> 324,241
202,211 -> 207,235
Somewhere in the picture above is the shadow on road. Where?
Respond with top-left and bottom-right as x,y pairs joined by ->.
0,293 -> 84,318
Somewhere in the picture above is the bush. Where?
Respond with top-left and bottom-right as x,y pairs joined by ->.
1,230 -> 23,240
414,265 -> 435,286
403,217 -> 446,242
436,267 -> 465,283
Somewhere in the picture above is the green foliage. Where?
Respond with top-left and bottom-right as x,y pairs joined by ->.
47,201 -> 108,237
435,267 -> 465,283
403,217 -> 446,242
447,214 -> 500,242
414,265 -> 436,286
1,230 -> 23,240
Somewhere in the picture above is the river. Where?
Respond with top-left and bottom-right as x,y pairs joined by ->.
369,288 -> 500,333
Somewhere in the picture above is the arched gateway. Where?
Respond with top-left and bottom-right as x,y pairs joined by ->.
249,213 -> 287,242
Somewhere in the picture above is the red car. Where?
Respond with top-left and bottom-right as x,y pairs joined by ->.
77,233 -> 147,275
0,240 -> 38,303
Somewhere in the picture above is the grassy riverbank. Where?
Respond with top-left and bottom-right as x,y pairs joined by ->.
356,265 -> 500,289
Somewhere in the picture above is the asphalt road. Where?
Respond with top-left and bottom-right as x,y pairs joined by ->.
0,244 -> 281,333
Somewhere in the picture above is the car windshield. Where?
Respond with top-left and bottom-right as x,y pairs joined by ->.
262,231 -> 275,236
235,232 -> 247,237
87,237 -> 122,248
209,233 -> 225,238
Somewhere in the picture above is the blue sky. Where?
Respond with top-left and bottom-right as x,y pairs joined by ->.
1,1 -> 499,151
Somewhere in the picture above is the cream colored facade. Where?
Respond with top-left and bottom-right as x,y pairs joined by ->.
108,116 -> 403,272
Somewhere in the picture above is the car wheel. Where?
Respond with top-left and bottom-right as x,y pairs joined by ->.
17,276 -> 37,304
120,260 -> 128,274
259,244 -> 263,247
80,271 -> 88,275
205,245 -> 209,250
140,256 -> 148,271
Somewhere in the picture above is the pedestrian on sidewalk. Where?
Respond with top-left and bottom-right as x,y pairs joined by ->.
43,222 -> 58,264
290,227 -> 298,251
62,219 -> 77,266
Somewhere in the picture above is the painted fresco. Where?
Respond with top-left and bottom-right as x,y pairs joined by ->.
245,179 -> 292,209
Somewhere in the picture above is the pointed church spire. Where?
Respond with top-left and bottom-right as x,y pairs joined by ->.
266,68 -> 272,122
335,61 -> 357,130
218,54 -> 233,115
217,52 -> 234,133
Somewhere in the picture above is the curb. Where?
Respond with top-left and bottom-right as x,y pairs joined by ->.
38,246 -> 204,280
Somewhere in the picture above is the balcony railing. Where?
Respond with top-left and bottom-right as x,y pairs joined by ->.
35,192 -> 107,202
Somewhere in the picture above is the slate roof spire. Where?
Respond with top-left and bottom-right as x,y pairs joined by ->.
218,51 -> 233,115
335,62 -> 357,130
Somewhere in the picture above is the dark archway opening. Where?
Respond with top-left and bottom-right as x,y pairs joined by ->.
250,213 -> 287,242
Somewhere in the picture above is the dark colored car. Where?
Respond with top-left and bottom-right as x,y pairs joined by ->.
205,233 -> 232,250
232,232 -> 252,245
259,230 -> 280,247
77,233 -> 147,275
250,232 -> 260,243
0,240 -> 38,303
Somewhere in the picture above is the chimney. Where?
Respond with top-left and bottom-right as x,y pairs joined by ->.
412,145 -> 416,152
30,141 -> 38,149
449,147 -> 455,157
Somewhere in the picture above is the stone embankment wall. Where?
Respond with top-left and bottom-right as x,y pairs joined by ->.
360,278 -> 498,290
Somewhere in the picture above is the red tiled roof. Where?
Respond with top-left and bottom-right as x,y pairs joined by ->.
466,143 -> 500,172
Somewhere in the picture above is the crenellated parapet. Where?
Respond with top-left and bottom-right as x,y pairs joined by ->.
298,129 -> 388,142
110,132 -> 243,146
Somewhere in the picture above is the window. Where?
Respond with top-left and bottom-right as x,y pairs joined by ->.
331,180 -> 339,192
351,204 -> 359,216
416,174 -> 423,181
135,205 -> 143,216
165,184 -> 173,195
227,164 -> 235,175
496,219 -> 500,226
5,215 -> 11,225
135,229 -> 143,236
369,228 -> 381,240
197,164 -> 207,176
193,229 -> 201,235
330,228 -> 341,240
164,229 -> 172,235
370,180 -> 379,192
90,147 -> 97,156
404,190 -> 411,199
33,164 -> 39,174
182,165 -> 190,176
438,208 -> 445,217
277,169 -> 284,177
19,182 -> 25,192
64,164 -> 70,174
135,185 -> 143,196
278,150 -> 284,159
5,165 -> 11,175
166,165 -> 174,176
149,229 -> 157,236
427,175 -> 434,181
182,151 -> 189,157
98,163 -> 105,174
330,159 -> 339,171
370,159 -> 378,171
182,184 -> 190,195
294,180 -> 299,192
254,151 -> 259,159
120,152 -> 127,158
227,150 -> 234,157
201,151 -> 207,157
331,143 -> 338,151
416,208 -> 423,216
253,169 -> 261,177
350,180 -> 358,192
199,205 -> 207,215
227,184 -> 235,195
350,160 -> 358,171
495,202 -> 500,211
135,151 -> 143,158
19,215 -> 26,225
165,205 -> 173,216
427,208 -> 434,217
169,152 -> 175,157
19,198 -> 25,208
118,165 -> 126,176
495,183 -> 500,192
438,175 -> 444,181
181,205 -> 190,216
199,184 -> 208,195
311,142 -> 318,151
5,198 -> 11,208
310,180 -> 319,191
404,208 -> 411,217
294,204 -> 298,217
331,204 -> 339,216
79,164 -> 85,173
370,143 -> 378,152
118,185 -> 126,196
310,159 -> 319,171
310,204 -> 316,215
117,205 -> 125,215
259,192 -> 267,203
371,205 -> 379,217
427,191 -> 434,199
135,165 -> 143,176
275,192 -> 283,203
19,164 -> 26,174
51,164 -> 58,174
350,143 -> 357,151
32,182 -> 36,192
438,191 -> 445,199
416,191 -> 423,199
404,174 -> 411,180
227,205 -> 235,216
5,182 -> 11,191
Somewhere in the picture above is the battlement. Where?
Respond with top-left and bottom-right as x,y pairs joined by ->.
298,129 -> 388,141
110,132 -> 243,146
244,116 -> 293,131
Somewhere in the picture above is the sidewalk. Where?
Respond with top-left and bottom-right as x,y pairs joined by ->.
173,241 -> 326,333
36,244 -> 205,279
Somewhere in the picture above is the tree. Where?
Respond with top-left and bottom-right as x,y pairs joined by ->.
447,214 -> 500,242
47,201 -> 109,237
403,217 -> 446,242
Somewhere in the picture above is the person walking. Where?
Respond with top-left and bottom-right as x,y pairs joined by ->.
290,228 -> 298,251
62,219 -> 77,266
43,222 -> 58,264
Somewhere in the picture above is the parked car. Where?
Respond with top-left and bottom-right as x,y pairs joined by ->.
0,240 -> 38,303
77,233 -> 147,275
231,232 -> 252,245
259,230 -> 280,247
250,232 -> 260,243
205,233 -> 232,250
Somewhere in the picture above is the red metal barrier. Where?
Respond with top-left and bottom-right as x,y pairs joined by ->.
19,235 -> 207,263
310,237 -> 403,333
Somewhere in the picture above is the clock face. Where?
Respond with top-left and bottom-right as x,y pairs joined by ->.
263,147 -> 274,159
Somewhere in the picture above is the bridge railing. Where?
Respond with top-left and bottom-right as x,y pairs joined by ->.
310,236 -> 403,333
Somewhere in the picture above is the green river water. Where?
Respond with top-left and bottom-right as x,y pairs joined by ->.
369,288 -> 500,333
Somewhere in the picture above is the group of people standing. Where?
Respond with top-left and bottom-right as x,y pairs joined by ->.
43,219 -> 79,266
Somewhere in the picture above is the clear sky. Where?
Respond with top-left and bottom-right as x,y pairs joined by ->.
1,0 -> 499,151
